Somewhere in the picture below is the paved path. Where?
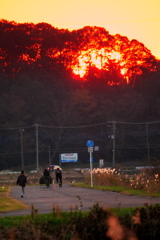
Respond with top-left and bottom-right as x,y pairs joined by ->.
1,184 -> 160,217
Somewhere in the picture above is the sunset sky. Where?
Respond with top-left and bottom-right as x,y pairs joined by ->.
0,0 -> 160,59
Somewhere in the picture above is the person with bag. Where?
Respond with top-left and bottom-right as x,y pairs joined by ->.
17,170 -> 27,198
55,167 -> 62,187
43,168 -> 50,187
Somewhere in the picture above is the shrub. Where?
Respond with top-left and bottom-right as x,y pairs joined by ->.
85,168 -> 160,194
74,203 -> 111,240
118,204 -> 160,240
39,176 -> 52,184
1,204 -> 160,239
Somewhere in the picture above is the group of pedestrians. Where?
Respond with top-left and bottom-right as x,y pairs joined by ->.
43,167 -> 62,187
16,167 -> 62,198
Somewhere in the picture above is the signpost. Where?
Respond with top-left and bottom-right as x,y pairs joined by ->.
60,153 -> 78,163
86,140 -> 94,187
88,147 -> 93,152
99,159 -> 104,168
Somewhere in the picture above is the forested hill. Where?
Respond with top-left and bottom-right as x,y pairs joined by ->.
0,20 -> 159,81
0,19 -> 160,128
1,20 -> 160,169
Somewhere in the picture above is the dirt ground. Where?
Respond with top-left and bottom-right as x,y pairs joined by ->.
0,169 -> 88,186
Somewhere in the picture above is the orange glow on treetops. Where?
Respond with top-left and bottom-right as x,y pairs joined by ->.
0,21 -> 157,85
73,49 -> 124,78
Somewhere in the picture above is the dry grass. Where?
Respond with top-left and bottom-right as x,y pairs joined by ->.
0,186 -> 29,212
85,167 -> 160,195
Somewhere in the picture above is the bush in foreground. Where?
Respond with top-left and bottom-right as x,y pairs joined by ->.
1,204 -> 160,239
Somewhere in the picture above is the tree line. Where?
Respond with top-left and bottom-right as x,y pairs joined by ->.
0,20 -> 160,169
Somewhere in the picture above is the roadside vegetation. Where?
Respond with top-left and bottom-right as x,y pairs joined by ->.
0,186 -> 29,212
0,203 -> 160,239
1,166 -> 160,213
72,167 -> 160,198
1,167 -> 160,239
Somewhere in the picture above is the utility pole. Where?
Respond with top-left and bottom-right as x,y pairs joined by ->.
19,129 -> 24,170
35,124 -> 39,171
146,123 -> 150,162
89,150 -> 93,187
112,121 -> 116,169
86,140 -> 94,187
48,145 -> 51,165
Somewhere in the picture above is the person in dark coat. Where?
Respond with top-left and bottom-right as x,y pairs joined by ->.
17,170 -> 27,198
55,168 -> 62,187
43,168 -> 50,183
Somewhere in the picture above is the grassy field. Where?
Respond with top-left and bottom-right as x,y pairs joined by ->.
0,204 -> 160,240
0,183 -> 160,240
72,182 -> 160,198
1,182 -> 160,215
1,167 -> 160,239
0,186 -> 29,212
0,207 -> 136,228
1,166 -> 160,215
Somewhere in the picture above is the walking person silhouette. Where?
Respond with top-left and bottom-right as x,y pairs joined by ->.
17,170 -> 27,198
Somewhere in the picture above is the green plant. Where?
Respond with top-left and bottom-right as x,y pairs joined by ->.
1,204 -> 160,239
39,176 -> 52,184
0,186 -> 8,192
74,203 -> 111,240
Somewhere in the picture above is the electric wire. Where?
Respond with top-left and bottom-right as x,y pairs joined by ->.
0,119 -> 160,131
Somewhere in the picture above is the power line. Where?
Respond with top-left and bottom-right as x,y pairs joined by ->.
117,120 -> 160,125
0,125 -> 35,131
39,122 -> 109,129
0,120 -> 160,130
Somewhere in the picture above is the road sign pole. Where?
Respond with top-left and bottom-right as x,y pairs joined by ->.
90,151 -> 93,187
35,124 -> 39,171
86,140 -> 94,188
112,121 -> 116,168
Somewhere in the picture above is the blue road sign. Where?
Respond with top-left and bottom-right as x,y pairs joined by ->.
86,140 -> 94,147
